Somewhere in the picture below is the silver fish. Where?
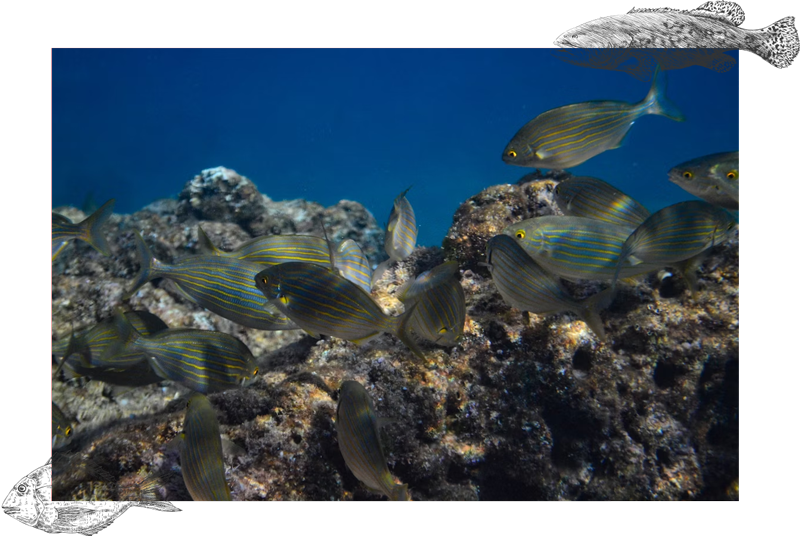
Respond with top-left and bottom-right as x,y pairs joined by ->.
336,381 -> 410,501
668,151 -> 739,209
502,65 -> 683,169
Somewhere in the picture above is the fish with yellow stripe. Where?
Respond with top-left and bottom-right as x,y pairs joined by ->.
554,176 -> 651,228
485,235 -> 612,340
52,199 -> 115,262
53,310 -> 169,382
611,200 -> 737,290
198,227 -> 373,295
125,231 -> 297,331
503,216 -> 662,282
106,312 -> 259,394
372,187 -> 417,287
502,65 -> 683,169
255,262 -> 423,359
178,394 -> 232,501
335,381 -> 409,501
396,261 -> 466,346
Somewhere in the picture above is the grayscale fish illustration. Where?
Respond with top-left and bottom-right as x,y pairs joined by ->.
2,458 -> 180,535
554,1 -> 799,68
551,48 -> 738,81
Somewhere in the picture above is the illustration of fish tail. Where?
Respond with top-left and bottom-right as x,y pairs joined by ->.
393,301 -> 425,361
80,198 -> 115,256
124,231 -> 165,300
642,65 -> 684,122
133,501 -> 182,512
577,288 -> 616,342
755,16 -> 799,68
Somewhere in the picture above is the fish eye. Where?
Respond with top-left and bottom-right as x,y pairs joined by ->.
726,171 -> 737,181
65,427 -> 72,437
438,327 -> 448,335
506,150 -> 517,158
727,222 -> 735,230
515,230 -> 526,240
17,484 -> 27,493
683,171 -> 693,179
252,367 -> 259,377
261,277 -> 268,285
554,186 -> 561,194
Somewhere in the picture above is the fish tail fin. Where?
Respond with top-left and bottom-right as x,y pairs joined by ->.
196,225 -> 221,255
392,301 -> 425,361
642,65 -> 684,122
53,331 -> 84,378
80,198 -> 115,256
124,231 -> 164,299
132,501 -> 181,512
577,288 -> 616,341
390,483 -> 410,501
755,16 -> 799,68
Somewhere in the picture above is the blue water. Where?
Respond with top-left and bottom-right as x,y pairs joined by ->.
53,49 -> 738,247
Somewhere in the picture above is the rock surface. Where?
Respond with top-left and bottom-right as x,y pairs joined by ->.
52,168 -> 738,501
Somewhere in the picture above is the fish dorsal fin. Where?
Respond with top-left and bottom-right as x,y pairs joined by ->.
691,1 -> 744,26
319,219 -> 337,271
196,225 -> 221,255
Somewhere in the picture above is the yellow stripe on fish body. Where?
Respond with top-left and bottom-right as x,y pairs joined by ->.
502,65 -> 683,169
554,176 -> 650,227
502,216 -> 662,282
668,151 -> 739,209
197,226 -> 332,266
126,231 -> 297,331
198,226 -> 373,294
52,199 -> 115,261
612,200 -> 737,289
54,311 -> 169,377
332,239 -> 374,294
113,313 -> 259,394
335,381 -> 409,501
385,187 -> 417,261
179,394 -> 232,501
255,262 -> 424,359
485,235 -> 611,340
397,261 -> 465,346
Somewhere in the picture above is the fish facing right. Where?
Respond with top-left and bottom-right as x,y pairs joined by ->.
502,65 -> 683,170
554,1 -> 799,69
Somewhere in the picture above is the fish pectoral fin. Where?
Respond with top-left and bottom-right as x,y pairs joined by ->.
350,332 -> 382,345
55,506 -> 100,522
626,255 -> 644,266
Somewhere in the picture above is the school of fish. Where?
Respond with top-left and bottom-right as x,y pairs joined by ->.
47,59 -> 739,503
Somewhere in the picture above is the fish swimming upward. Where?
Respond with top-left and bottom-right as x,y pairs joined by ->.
554,2 -> 799,69
2,458 -> 179,535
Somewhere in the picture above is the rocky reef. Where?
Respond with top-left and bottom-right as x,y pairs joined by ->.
52,167 -> 738,501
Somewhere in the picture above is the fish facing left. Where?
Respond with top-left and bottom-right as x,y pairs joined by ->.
255,262 -> 424,360
2,458 -> 179,535
668,151 -> 739,209
52,199 -> 115,262
501,65 -> 683,170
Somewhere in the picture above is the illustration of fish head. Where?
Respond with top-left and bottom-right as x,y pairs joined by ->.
2,461 -> 52,526
553,18 -> 611,48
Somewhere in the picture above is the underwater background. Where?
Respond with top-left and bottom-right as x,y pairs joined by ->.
47,46 -> 745,503
53,48 -> 738,247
